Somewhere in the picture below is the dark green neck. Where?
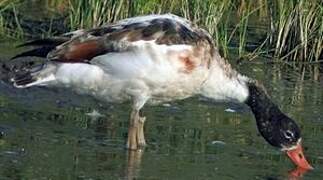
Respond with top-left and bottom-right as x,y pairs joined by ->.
245,82 -> 285,147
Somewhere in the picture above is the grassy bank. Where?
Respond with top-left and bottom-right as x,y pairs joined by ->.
0,0 -> 24,38
0,0 -> 322,62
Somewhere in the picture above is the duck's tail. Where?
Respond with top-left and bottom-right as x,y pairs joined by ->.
10,63 -> 58,88
7,38 -> 68,88
11,38 -> 68,60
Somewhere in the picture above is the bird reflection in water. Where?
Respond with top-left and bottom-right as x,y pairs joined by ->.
125,150 -> 143,180
288,166 -> 311,180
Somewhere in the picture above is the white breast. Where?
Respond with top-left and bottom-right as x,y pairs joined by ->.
52,41 -> 209,104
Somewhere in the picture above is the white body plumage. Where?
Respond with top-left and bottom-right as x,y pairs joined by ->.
14,14 -> 249,110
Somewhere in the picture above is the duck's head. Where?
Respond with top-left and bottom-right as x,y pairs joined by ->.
257,112 -> 313,170
245,81 -> 313,170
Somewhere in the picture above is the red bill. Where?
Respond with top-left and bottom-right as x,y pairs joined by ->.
286,143 -> 313,170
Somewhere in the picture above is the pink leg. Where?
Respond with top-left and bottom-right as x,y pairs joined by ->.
127,109 -> 146,150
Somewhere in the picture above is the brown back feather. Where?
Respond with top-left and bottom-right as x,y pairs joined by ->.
47,15 -> 215,63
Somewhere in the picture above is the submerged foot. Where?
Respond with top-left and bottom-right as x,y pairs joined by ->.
127,112 -> 146,150
137,116 -> 146,148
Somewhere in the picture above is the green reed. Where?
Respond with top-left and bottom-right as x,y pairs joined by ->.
0,0 -> 322,62
270,0 -> 323,62
67,0 -> 232,57
0,0 -> 24,38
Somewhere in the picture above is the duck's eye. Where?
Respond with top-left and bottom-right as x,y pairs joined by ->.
283,130 -> 294,139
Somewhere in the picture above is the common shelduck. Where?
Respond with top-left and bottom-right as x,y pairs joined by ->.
10,14 -> 312,169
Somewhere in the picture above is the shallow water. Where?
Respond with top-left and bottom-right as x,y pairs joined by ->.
0,41 -> 323,180
0,1 -> 323,178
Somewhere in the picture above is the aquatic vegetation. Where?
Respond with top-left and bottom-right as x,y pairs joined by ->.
270,0 -> 323,62
0,0 -> 322,62
0,0 -> 24,38
66,0 -> 322,62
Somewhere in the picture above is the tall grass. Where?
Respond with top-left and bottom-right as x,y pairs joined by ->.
68,0 -> 124,29
0,0 -> 24,38
0,0 -> 322,62
179,0 -> 231,57
271,0 -> 323,62
67,0 -> 233,57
